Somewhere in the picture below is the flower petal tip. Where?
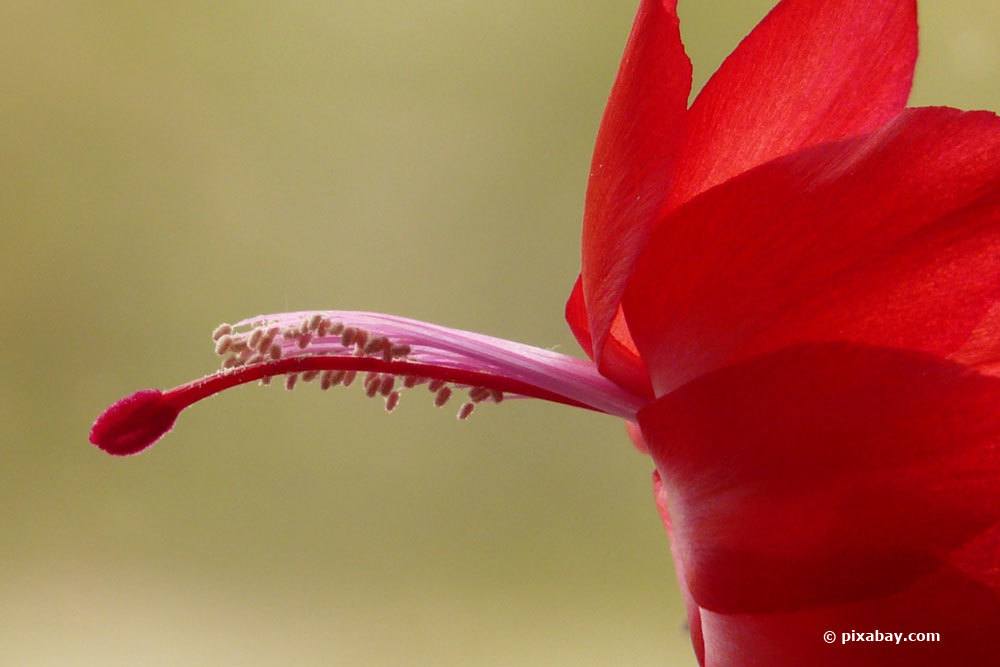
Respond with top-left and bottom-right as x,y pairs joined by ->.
90,389 -> 179,456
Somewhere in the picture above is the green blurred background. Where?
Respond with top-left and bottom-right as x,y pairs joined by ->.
2,1 -> 996,665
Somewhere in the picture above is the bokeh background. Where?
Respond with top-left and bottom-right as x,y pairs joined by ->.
2,1 -> 997,665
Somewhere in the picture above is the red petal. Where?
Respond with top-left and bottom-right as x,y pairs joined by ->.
638,345 -> 1000,645
624,107 -> 1000,395
666,0 -> 917,209
625,420 -> 650,454
694,547 -> 1000,666
565,276 -> 654,398
581,0 -> 690,374
652,470 -> 705,666
564,275 -> 594,359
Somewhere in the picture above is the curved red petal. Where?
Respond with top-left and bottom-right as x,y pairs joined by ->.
638,344 -> 1000,628
694,549 -> 1000,666
566,277 -> 654,399
652,470 -> 705,665
625,420 -> 650,454
601,316 -> 654,398
564,275 -> 594,359
624,107 -> 1000,395
581,0 -> 690,371
666,0 -> 917,210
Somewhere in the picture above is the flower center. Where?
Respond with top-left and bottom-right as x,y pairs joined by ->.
90,310 -> 645,456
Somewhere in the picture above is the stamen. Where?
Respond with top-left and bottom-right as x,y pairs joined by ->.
385,391 -> 400,412
354,329 -> 369,350
90,310 -> 646,456
212,323 -> 233,341
434,386 -> 452,407
215,336 -> 233,356
248,328 -> 263,350
364,337 -> 388,356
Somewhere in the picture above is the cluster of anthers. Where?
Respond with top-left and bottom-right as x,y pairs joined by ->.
212,313 -> 502,420
89,309 -> 642,456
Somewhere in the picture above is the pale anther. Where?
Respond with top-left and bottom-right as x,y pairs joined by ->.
247,328 -> 263,349
215,336 -> 233,356
212,323 -> 233,341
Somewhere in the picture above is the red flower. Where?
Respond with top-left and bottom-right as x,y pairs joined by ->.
91,1 -> 999,664
573,0 -> 1000,663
